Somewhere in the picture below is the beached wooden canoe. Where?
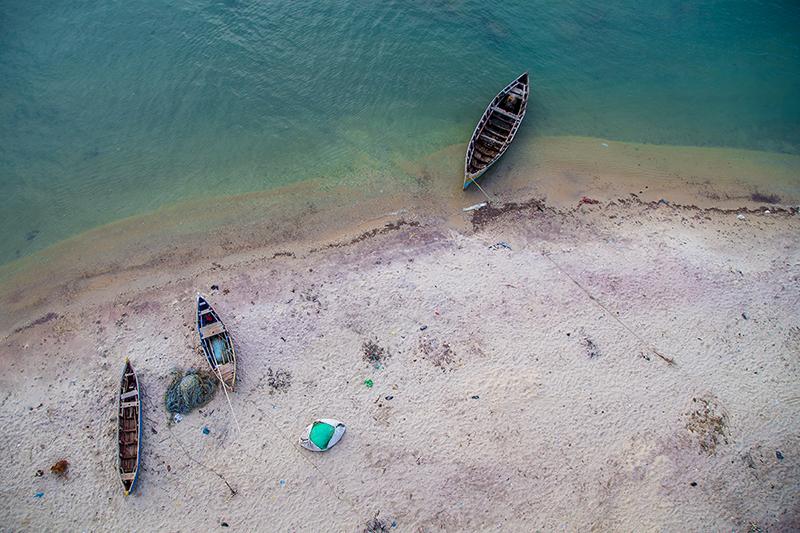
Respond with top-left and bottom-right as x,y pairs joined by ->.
196,294 -> 237,391
117,358 -> 141,496
464,72 -> 530,189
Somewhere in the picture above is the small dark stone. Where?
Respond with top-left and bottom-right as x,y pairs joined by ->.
211,284 -> 219,290
35,469 -> 44,477
221,522 -> 229,528
151,427 -> 158,434
690,481 -> 697,487
471,395 -> 480,400
742,312 -> 749,320
385,395 -> 393,400
776,450 -> 784,460
419,325 -> 428,331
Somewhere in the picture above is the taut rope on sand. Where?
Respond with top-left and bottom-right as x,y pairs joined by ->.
542,251 -> 676,366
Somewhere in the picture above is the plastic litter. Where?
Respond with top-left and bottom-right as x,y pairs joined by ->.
279,479 -> 286,487
737,214 -> 746,220
174,413 -> 183,423
462,202 -> 487,212
202,426 -> 210,435
364,379 -> 374,388
489,241 -> 512,251
601,142 -> 609,147
34,492 -> 44,498
299,419 -> 346,452
50,459 -> 69,477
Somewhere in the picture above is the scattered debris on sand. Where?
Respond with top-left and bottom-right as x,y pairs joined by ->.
583,337 -> 601,359
419,336 -> 456,371
577,196 -> 601,208
363,339 -> 390,367
363,515 -> 392,532
266,368 -> 292,394
686,395 -> 729,454
470,198 -> 544,229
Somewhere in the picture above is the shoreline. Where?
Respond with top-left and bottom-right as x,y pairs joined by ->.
2,135 -> 799,327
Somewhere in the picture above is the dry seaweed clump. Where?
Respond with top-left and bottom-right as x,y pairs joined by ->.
471,198 -> 544,229
686,395 -> 729,454
363,339 -> 390,367
364,517 -> 391,532
266,367 -> 292,394
419,336 -> 457,371
165,369 -> 217,414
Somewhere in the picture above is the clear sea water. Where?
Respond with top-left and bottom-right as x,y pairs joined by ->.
1,1 -> 799,264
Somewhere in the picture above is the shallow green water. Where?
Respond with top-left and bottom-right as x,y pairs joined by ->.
1,1 -> 799,263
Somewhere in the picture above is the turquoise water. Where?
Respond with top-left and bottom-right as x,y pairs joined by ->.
2,1 -> 799,264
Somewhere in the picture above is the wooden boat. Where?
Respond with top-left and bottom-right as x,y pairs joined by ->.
464,72 -> 530,189
196,294 -> 237,391
117,358 -> 141,496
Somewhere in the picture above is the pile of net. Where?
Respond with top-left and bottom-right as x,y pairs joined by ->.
165,369 -> 217,414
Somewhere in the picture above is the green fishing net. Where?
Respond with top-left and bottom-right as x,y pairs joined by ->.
165,369 -> 217,414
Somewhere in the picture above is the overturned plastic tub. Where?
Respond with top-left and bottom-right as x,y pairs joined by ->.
299,419 -> 346,452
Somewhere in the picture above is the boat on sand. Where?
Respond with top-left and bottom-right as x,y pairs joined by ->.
196,294 -> 237,391
117,358 -> 141,496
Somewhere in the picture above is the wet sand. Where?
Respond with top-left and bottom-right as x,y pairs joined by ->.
1,137 -> 799,531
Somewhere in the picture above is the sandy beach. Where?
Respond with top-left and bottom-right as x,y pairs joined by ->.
1,138 -> 799,531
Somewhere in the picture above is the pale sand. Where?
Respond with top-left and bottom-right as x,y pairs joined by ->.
1,137 -> 799,531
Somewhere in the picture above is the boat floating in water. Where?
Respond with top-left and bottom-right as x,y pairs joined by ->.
464,72 -> 529,190
117,358 -> 141,496
196,294 -> 237,391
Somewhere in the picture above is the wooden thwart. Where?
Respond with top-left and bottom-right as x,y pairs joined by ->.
200,322 -> 225,339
